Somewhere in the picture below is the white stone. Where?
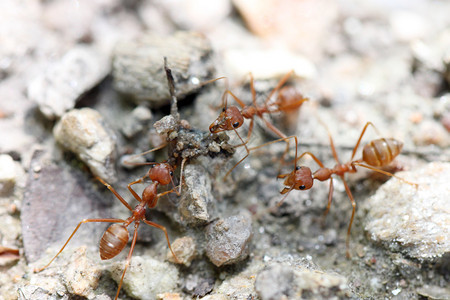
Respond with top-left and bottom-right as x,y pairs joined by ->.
365,162 -> 450,260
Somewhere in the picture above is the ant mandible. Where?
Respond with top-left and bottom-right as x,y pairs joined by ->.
209,71 -> 308,178
266,122 -> 417,257
34,162 -> 181,300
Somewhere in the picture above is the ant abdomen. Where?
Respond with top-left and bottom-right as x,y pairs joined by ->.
362,138 -> 403,167
99,224 -> 129,260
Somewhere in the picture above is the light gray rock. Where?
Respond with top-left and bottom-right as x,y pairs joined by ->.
205,213 -> 252,267
255,264 -> 294,300
53,108 -> 117,183
110,256 -> 179,300
166,236 -> 197,267
256,262 -> 349,300
365,162 -> 450,260
112,31 -> 215,107
29,246 -> 102,299
0,154 -> 19,196
154,0 -> 231,31
178,164 -> 215,225
120,105 -> 153,138
27,46 -> 110,119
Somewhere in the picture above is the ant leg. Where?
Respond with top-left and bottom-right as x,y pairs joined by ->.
127,178 -> 144,203
353,162 -> 418,187
34,218 -> 125,272
123,144 -> 168,166
295,151 -> 326,168
263,70 -> 295,107
315,117 -> 342,165
350,122 -> 381,161
340,175 -> 356,258
276,185 -> 295,207
225,89 -> 246,109
224,128 -> 251,179
197,76 -> 226,88
114,221 -> 139,300
97,177 -> 133,211
142,219 -> 181,264
277,173 -> 289,179
321,177 -> 335,225
157,186 -> 179,198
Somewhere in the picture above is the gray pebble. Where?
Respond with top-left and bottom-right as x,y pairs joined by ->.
120,105 -> 153,138
166,236 -> 197,266
154,115 -> 179,136
205,213 -> 252,267
365,162 -> 450,260
53,108 -> 117,183
256,262 -> 349,300
255,264 -> 294,300
22,150 -> 108,263
109,255 -> 179,300
112,31 -> 215,107
29,246 -> 102,299
27,45 -> 109,119
178,164 -> 215,226
0,154 -> 19,196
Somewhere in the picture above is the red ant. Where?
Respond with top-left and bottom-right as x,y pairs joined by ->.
254,122 -> 417,257
209,71 -> 308,177
34,162 -> 181,300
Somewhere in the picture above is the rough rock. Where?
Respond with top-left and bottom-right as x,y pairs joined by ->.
416,284 -> 450,300
205,213 -> 253,267
112,31 -> 215,106
255,264 -> 294,300
22,150 -> 108,263
200,295 -> 228,300
166,236 -> 196,266
154,115 -> 179,136
156,293 -> 183,300
151,0 -> 231,31
53,108 -> 117,183
121,105 -> 153,138
178,164 -> 215,225
110,256 -> 179,300
61,247 -> 102,297
255,262 -> 349,300
0,154 -> 18,196
365,162 -> 450,260
30,246 -> 102,299
215,259 -> 262,299
27,45 -> 110,119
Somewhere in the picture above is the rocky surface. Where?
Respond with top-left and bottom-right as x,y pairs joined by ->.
53,108 -> 117,183
365,162 -> 450,260
27,45 -> 110,120
205,213 -> 253,267
1,0 -> 450,299
109,256 -> 179,300
112,31 -> 215,107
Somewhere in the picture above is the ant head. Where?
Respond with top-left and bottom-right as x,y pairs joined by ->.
225,106 -> 244,129
293,166 -> 314,190
209,106 -> 244,133
148,163 -> 174,185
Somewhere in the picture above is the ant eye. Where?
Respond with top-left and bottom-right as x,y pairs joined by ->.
169,171 -> 173,176
233,122 -> 240,128
295,166 -> 301,170
299,185 -> 306,190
